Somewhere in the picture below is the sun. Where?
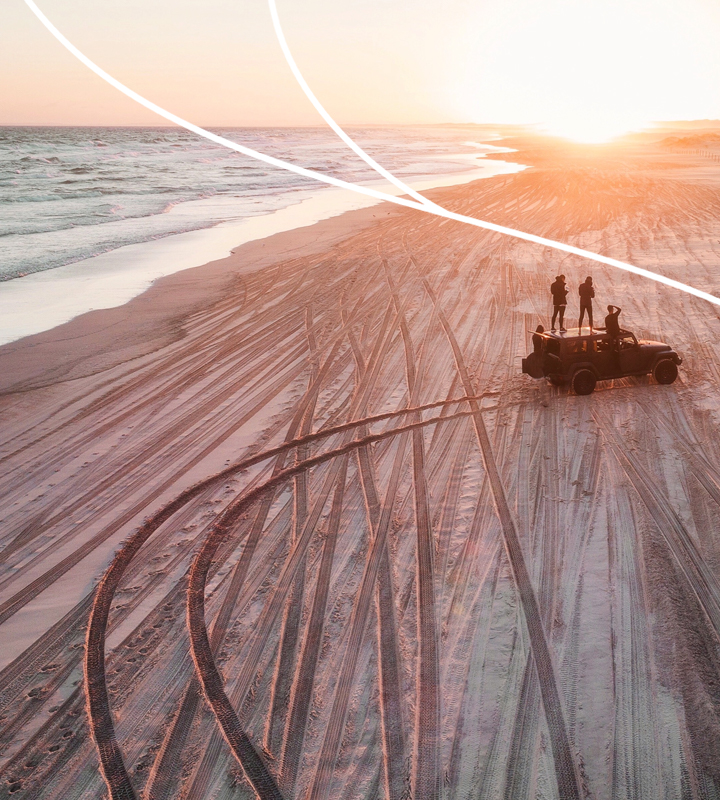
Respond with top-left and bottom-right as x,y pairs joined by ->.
543,115 -> 644,144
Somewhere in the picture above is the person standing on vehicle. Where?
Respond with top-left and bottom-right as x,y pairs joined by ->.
578,277 -> 595,329
550,275 -> 568,331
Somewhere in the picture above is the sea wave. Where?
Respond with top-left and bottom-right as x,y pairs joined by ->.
0,125 -> 507,280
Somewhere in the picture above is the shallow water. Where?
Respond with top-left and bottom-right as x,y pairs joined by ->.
0,126 -> 524,345
0,126 -> 514,280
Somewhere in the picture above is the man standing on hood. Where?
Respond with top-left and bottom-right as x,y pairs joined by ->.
578,276 -> 595,330
550,274 -> 568,331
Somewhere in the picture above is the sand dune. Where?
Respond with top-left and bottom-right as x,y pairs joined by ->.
1,134 -> 720,799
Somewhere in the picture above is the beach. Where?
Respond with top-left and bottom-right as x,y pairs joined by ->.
2,129 -> 720,799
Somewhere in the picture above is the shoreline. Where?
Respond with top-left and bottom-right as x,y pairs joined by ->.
0,153 -> 525,349
0,199 -> 400,394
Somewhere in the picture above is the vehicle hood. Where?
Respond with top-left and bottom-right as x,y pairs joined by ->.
638,340 -> 671,352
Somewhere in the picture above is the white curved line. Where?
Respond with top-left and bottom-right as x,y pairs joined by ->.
21,0 -> 720,308
20,0 -> 423,212
268,0 -> 437,208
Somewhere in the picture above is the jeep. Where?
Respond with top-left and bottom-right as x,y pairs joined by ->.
522,327 -> 682,395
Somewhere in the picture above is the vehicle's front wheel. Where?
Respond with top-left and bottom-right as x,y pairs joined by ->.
654,359 -> 678,385
572,369 -> 596,395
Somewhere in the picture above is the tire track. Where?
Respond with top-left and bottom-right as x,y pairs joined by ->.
305,433 -> 409,800
0,328 -> 309,567
595,414 -> 720,639
0,332 -> 302,588
342,287 -> 407,800
264,306 -> 319,759
0,356 -> 307,627
422,275 -> 583,800
187,416 -> 482,800
181,288 -> 399,796
634,395 -> 720,509
278,456 -> 348,792
180,323 -> 353,800
384,260 -> 441,800
84,399 -> 481,799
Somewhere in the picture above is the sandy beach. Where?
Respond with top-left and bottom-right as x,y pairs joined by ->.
2,130 -> 720,800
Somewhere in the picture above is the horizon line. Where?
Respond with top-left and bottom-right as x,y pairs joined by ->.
2,119 -> 720,130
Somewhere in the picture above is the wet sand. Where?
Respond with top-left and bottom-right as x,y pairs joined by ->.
2,131 -> 720,800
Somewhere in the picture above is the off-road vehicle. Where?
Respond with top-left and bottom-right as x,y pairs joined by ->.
522,327 -> 682,395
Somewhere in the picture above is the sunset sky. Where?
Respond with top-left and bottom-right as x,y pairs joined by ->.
2,0 -> 720,141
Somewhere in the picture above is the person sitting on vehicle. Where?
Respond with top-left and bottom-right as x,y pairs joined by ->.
532,324 -> 544,355
602,305 -> 622,368
578,277 -> 595,329
550,275 -> 568,331
604,304 -> 622,338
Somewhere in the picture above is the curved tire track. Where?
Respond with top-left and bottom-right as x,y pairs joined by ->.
84,400 -> 482,799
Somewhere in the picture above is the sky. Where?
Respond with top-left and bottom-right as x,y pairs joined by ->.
2,0 -> 720,141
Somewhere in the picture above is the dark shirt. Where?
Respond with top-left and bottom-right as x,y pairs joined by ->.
551,280 -> 568,306
532,332 -> 543,355
605,307 -> 621,337
579,283 -> 595,304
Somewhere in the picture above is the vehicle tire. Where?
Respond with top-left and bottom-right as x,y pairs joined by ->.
549,375 -> 565,386
654,359 -> 678,385
572,369 -> 596,395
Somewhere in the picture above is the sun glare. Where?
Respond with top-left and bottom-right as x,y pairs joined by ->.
543,116 -> 644,144
453,0 -> 719,143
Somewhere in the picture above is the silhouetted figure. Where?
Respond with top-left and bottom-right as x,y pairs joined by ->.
543,337 -> 562,375
604,304 -> 621,338
550,275 -> 568,331
604,304 -> 622,369
578,277 -> 595,329
532,324 -> 544,355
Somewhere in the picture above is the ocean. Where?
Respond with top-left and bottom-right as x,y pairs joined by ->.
0,126 -> 524,343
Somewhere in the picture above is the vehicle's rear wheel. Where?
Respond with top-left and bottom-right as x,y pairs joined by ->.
572,369 -> 596,395
654,359 -> 678,385
549,375 -> 565,386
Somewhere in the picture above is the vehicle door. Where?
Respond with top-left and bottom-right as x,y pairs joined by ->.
564,337 -> 592,373
618,333 -> 643,373
542,338 -> 562,376
593,336 -> 615,377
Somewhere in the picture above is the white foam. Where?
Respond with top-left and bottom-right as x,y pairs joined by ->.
0,157 -> 524,346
